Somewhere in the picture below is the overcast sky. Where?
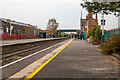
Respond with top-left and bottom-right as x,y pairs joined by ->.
0,0 -> 118,30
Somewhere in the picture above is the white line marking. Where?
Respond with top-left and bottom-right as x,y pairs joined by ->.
0,40 -> 67,69
9,41 -> 68,78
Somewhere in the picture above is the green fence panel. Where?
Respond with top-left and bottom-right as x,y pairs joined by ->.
104,28 -> 120,42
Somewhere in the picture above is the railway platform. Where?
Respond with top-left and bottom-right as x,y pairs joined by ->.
8,39 -> 119,79
0,38 -> 66,46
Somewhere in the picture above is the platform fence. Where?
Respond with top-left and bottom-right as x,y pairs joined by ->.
103,28 -> 120,42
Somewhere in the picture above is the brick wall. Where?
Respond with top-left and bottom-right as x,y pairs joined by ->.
24,26 -> 40,35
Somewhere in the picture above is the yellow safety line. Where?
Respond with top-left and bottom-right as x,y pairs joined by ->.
24,39 -> 74,80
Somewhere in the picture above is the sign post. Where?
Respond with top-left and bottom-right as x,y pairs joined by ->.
101,14 -> 106,43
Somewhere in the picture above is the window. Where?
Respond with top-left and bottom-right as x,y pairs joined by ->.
6,27 -> 8,33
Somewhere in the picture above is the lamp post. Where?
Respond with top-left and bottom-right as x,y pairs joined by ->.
101,13 -> 106,43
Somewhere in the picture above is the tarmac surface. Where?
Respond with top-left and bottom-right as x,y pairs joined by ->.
31,39 -> 119,79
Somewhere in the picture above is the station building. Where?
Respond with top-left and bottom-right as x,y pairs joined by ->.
0,18 -> 41,36
80,12 -> 100,39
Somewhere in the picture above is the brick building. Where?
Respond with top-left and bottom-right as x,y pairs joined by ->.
39,30 -> 49,38
0,18 -> 41,36
80,12 -> 100,39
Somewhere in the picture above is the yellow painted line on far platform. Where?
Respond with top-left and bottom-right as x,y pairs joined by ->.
24,39 -> 74,80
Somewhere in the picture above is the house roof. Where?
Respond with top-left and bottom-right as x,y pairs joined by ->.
0,18 -> 37,27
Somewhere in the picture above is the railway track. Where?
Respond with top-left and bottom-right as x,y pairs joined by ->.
2,38 -> 68,66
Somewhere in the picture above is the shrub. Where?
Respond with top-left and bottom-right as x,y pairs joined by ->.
95,28 -> 102,43
11,34 -> 17,39
2,33 -> 10,40
21,34 -> 28,39
60,33 -> 65,37
87,29 -> 93,39
35,35 -> 37,39
30,34 -> 34,39
2,33 -> 6,40
101,34 -> 120,55
101,43 -> 112,55
109,34 -> 120,53
87,25 -> 102,43
89,36 -> 94,42
17,34 -> 21,39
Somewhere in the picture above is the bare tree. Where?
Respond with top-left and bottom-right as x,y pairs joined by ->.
46,18 -> 59,37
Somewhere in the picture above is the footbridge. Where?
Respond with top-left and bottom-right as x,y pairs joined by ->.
57,29 -> 80,32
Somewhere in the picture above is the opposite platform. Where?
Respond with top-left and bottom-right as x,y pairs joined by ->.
0,38 -> 67,46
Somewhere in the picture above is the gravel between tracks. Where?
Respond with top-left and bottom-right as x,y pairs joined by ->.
2,38 -> 68,65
